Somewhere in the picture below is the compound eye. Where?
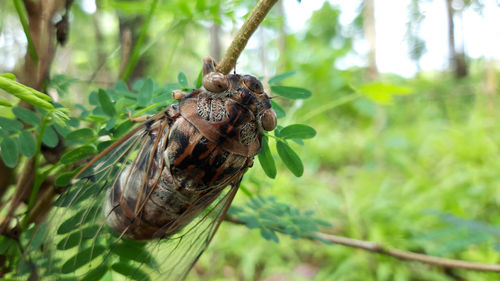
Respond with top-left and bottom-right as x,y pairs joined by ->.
242,75 -> 264,94
260,109 -> 277,131
203,72 -> 229,93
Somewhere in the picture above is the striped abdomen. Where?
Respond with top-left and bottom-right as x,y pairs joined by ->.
103,96 -> 255,240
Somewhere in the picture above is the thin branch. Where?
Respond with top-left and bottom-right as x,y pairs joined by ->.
314,232 -> 500,273
14,0 -> 38,63
216,0 -> 279,74
224,217 -> 500,273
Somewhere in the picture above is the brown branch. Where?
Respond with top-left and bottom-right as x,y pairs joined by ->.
216,0 -> 279,74
314,232 -> 500,273
224,217 -> 500,273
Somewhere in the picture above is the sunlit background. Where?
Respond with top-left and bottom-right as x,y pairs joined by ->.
2,0 -> 500,76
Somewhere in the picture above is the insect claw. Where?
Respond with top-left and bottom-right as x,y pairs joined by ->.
202,57 -> 217,76
129,113 -> 152,123
173,90 -> 186,101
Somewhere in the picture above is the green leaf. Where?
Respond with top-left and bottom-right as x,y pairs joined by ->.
12,106 -> 40,126
258,136 -> 276,179
268,71 -> 296,84
19,130 -> 36,157
239,215 -> 260,228
26,224 -> 51,251
67,117 -> 80,127
54,169 -> 79,186
114,120 -> 134,138
270,100 -> 285,119
53,122 -> 70,137
358,82 -> 412,105
97,140 -> 114,153
110,242 -> 157,268
0,116 -> 23,131
271,85 -> 312,99
66,128 -> 95,142
138,78 -> 154,107
105,117 -> 116,131
57,225 -> 100,250
278,124 -> 316,140
89,91 -> 98,105
0,76 -> 54,110
260,228 -> 279,243
57,206 -> 100,234
177,72 -> 188,88
0,236 -> 17,254
49,74 -> 78,96
42,125 -> 59,147
194,70 -> 203,88
276,141 -> 303,177
60,145 -> 96,164
112,262 -> 151,281
61,246 -> 106,273
0,99 -> 12,107
98,89 -> 116,116
0,73 -> 16,80
1,137 -> 18,168
57,215 -> 82,235
81,265 -> 108,281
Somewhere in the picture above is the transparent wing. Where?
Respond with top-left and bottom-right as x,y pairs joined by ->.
34,121 -> 155,279
31,115 -> 244,281
142,180 -> 241,281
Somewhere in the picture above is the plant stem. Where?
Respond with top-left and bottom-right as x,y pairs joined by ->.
315,232 -> 500,272
22,114 -> 49,230
120,0 -> 160,81
225,217 -> 500,272
12,0 -> 38,64
216,0 -> 279,74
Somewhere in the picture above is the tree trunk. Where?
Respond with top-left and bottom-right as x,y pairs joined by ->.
363,0 -> 378,79
21,0 -> 66,90
89,0 -> 112,86
1,0 -> 68,242
445,0 -> 467,78
118,13 -> 149,84
485,58 -> 497,96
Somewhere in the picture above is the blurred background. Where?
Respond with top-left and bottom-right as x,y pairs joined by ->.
1,0 -> 500,280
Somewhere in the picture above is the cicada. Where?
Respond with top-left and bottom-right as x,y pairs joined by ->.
36,58 -> 277,280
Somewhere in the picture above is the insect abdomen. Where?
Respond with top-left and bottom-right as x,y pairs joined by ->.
104,110 -> 252,240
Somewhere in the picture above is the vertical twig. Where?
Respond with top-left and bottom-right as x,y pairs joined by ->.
120,0 -> 160,81
22,115 -> 50,230
216,0 -> 279,74
12,0 -> 38,63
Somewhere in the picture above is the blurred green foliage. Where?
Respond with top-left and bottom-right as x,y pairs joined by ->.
1,0 -> 500,280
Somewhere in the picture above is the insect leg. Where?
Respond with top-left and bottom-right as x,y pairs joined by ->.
202,57 -> 217,76
172,90 -> 191,101
128,111 -> 157,123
